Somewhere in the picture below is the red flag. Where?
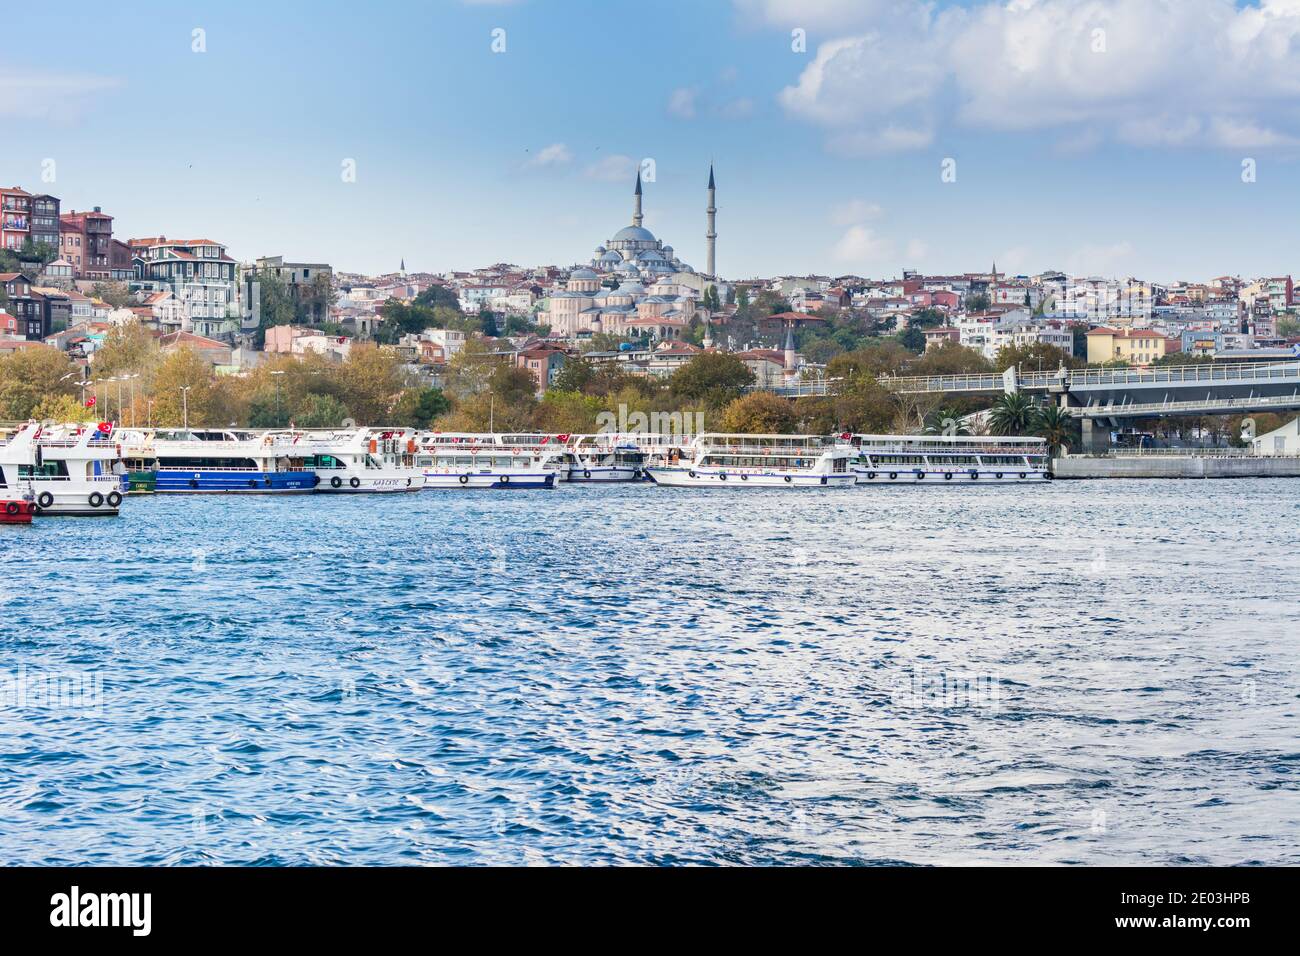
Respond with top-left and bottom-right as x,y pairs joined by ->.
556,433 -> 570,443
85,397 -> 96,408
539,435 -> 550,445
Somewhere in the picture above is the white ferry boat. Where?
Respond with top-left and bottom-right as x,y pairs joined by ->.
21,422 -> 126,516
415,433 -> 565,489
631,433 -> 697,481
0,425 -> 39,519
565,434 -> 647,482
648,433 -> 857,488
274,428 -> 425,493
848,434 -> 1052,484
119,428 -> 318,493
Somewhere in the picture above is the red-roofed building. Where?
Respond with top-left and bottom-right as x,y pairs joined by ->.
59,207 -> 115,280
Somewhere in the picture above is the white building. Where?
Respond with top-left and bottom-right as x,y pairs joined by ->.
1250,417 -> 1300,456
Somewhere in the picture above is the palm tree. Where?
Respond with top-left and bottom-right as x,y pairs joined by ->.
988,392 -> 1036,435
923,406 -> 972,436
1032,403 -> 1079,456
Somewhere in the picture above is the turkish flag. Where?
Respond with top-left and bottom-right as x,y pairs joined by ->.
85,397 -> 96,408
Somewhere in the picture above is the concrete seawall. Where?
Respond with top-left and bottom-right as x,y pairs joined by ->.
1055,456 -> 1300,479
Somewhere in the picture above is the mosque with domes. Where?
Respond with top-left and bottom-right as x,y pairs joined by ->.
542,165 -> 725,339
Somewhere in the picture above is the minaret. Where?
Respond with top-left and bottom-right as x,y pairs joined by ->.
632,168 -> 643,228
705,163 -> 717,278
783,322 -> 797,382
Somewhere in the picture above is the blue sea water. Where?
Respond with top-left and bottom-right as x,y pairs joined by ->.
1,480 -> 1297,866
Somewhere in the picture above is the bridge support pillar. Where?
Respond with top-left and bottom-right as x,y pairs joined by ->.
1080,418 -> 1108,454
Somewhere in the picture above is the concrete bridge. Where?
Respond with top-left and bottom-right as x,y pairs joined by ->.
766,360 -> 1300,452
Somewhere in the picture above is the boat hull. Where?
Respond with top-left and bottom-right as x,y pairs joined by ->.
565,465 -> 642,483
853,467 -> 1051,485
422,470 -> 556,489
0,499 -> 36,524
29,477 -> 124,516
315,472 -> 426,493
648,468 -> 856,488
154,469 -> 319,493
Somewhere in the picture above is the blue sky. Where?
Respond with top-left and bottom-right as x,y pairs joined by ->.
4,0 -> 1300,282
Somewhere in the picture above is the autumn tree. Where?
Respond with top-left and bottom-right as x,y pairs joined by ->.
720,391 -> 797,433
0,346 -> 79,420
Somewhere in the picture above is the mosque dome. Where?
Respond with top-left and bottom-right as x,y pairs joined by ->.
570,268 -> 599,280
612,225 -> 656,243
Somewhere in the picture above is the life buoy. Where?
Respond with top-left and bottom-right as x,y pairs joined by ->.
4,502 -> 17,516
969,472 -> 979,480
739,474 -> 748,481
264,477 -> 273,487
688,470 -> 697,479
88,492 -> 104,508
718,473 -> 727,481
888,472 -> 897,480
944,473 -> 953,481
107,491 -> 122,507
37,492 -> 54,509
583,469 -> 592,479
783,475 -> 792,483
459,474 -> 469,484
500,475 -> 510,485
915,472 -> 925,480
1019,472 -> 1027,479
350,477 -> 361,488
331,476 -> 342,489
866,472 -> 876,480
995,472 -> 1003,479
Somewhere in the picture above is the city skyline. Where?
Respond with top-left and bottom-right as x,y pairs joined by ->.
7,1 -> 1300,281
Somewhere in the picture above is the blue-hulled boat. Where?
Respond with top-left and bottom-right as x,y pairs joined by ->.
118,428 -> 319,493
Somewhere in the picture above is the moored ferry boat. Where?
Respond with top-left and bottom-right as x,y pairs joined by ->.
20,422 -> 126,516
415,433 -> 564,488
648,433 -> 857,488
848,434 -> 1052,484
281,427 -> 425,493
565,434 -> 647,482
119,428 -> 319,493
0,425 -> 38,523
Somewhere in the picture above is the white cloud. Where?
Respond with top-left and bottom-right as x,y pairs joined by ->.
667,87 -> 698,119
834,225 -> 894,266
0,69 -> 123,120
583,154 -> 636,182
524,142 -> 573,168
905,238 -> 930,261
765,0 -> 1300,153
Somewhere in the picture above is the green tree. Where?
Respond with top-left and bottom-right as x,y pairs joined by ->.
391,387 -> 451,428
669,352 -> 755,406
988,392 -> 1037,435
551,356 -> 595,393
924,407 -> 972,436
294,392 -> 351,428
1032,403 -> 1079,456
